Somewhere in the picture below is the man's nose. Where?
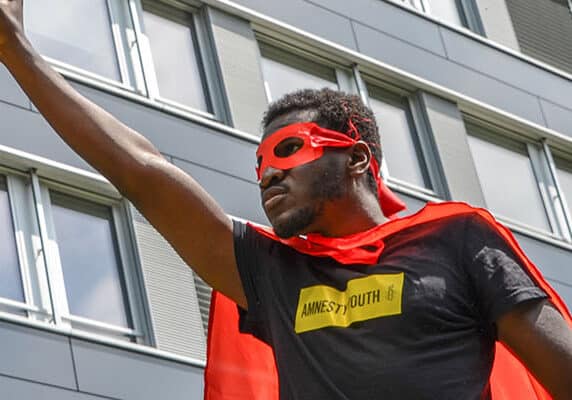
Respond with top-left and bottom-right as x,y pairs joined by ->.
259,165 -> 285,188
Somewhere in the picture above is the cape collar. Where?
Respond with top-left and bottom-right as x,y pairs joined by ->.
247,202 -> 477,265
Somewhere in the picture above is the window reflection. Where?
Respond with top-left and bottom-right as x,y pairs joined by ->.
368,91 -> 429,189
468,134 -> 550,231
260,45 -> 338,102
0,180 -> 24,303
24,0 -> 120,81
142,9 -> 210,112
425,0 -> 464,26
51,193 -> 131,328
554,157 -> 572,217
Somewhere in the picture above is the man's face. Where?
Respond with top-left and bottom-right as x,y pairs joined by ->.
259,110 -> 348,238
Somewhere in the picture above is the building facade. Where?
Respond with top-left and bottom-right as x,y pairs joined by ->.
0,0 -> 571,398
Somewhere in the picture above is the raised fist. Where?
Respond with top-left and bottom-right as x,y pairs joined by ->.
0,0 -> 24,61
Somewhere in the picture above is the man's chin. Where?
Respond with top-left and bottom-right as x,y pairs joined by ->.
270,207 -> 316,239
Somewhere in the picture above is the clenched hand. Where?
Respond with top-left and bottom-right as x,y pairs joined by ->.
0,0 -> 24,62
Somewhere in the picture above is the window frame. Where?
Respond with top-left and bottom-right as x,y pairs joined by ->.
257,38 -> 358,103
465,117 -> 570,239
0,174 -> 38,317
358,72 -> 447,198
390,0 -> 484,34
543,145 -> 572,242
134,0 -> 223,121
25,0 -> 144,92
25,0 -> 225,123
0,167 -> 147,343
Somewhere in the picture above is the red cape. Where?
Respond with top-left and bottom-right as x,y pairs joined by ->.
204,202 -> 572,399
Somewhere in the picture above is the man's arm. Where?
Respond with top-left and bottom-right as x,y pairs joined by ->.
497,300 -> 572,399
0,0 -> 247,308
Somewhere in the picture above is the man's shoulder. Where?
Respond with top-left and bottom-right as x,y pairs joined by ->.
405,201 -> 487,222
387,201 -> 488,235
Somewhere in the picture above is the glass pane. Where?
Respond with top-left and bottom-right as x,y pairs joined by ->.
369,96 -> 428,188
426,0 -> 464,26
261,56 -> 338,102
51,194 -> 131,328
554,158 -> 572,216
24,0 -> 120,81
143,10 -> 209,112
468,135 -> 550,231
0,183 -> 24,302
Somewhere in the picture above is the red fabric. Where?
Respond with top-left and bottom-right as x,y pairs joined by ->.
204,202 -> 572,400
204,292 -> 279,400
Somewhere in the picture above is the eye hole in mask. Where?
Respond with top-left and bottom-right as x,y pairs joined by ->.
273,137 -> 304,158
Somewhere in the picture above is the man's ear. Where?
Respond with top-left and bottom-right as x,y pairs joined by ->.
347,141 -> 372,177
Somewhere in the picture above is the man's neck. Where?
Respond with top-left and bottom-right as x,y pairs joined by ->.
310,193 -> 387,237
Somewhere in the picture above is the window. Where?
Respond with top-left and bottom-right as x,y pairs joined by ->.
423,0 -> 464,26
395,0 -> 482,31
140,1 -> 211,113
553,155 -> 572,218
259,43 -> 339,102
0,170 -> 142,341
467,125 -> 553,232
24,0 -> 128,83
0,179 -> 25,308
367,85 -> 431,190
49,192 -> 132,329
24,0 -> 214,116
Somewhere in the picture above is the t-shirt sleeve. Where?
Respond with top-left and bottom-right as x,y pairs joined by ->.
462,213 -> 548,326
232,219 -> 271,342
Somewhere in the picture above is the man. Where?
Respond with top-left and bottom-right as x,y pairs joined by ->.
207,89 -> 572,399
0,1 -> 571,399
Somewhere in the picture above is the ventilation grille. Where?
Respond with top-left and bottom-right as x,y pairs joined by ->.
193,273 -> 213,336
506,0 -> 572,75
131,206 -> 207,361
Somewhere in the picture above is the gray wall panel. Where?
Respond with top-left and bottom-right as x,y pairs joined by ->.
74,84 -> 259,183
394,191 -> 427,216
72,339 -> 203,400
545,279 -> 572,310
0,65 -> 30,109
514,233 -> 572,291
173,157 -> 268,224
420,92 -> 486,206
353,22 -> 546,125
2,80 -> 260,186
440,28 -> 572,112
306,0 -> 446,56
540,100 -> 572,139
231,0 -> 357,50
208,8 -> 269,134
0,101 -> 93,171
0,321 -> 76,389
131,207 -> 207,361
0,375 -> 108,400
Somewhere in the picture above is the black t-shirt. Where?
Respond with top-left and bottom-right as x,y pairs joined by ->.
233,213 -> 547,400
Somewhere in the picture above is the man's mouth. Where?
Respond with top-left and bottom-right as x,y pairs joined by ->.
262,186 -> 288,210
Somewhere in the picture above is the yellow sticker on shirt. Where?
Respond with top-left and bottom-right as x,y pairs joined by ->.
294,273 -> 404,334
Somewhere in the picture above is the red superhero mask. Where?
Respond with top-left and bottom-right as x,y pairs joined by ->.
255,122 -> 406,218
